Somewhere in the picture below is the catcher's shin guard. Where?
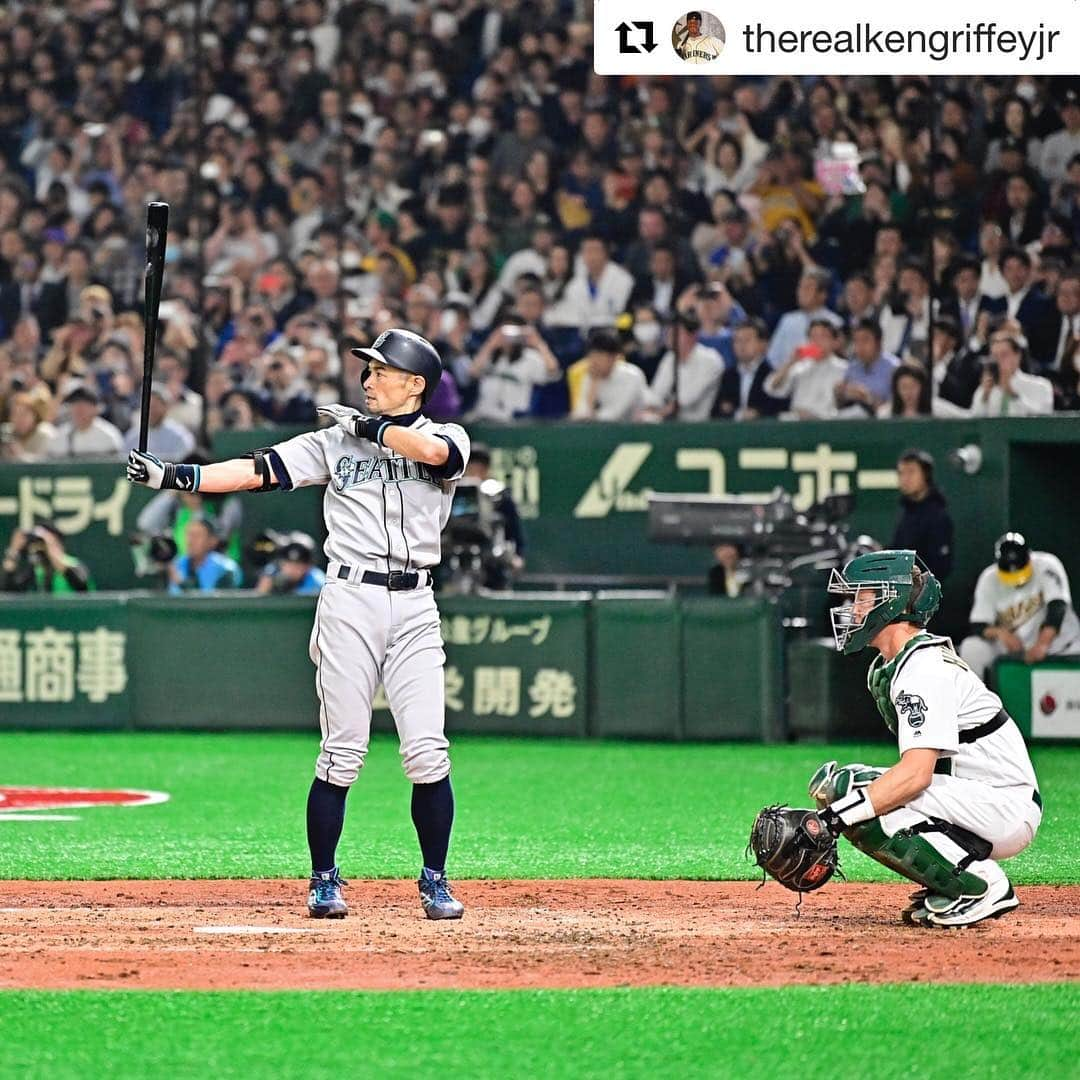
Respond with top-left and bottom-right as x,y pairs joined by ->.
843,818 -> 991,900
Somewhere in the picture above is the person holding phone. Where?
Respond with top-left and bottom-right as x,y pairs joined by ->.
764,318 -> 848,419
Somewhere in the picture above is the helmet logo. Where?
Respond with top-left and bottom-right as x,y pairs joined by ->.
896,691 -> 927,729
373,331 -> 389,350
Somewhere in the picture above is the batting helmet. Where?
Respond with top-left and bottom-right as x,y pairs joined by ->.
995,531 -> 1032,587
351,328 -> 443,404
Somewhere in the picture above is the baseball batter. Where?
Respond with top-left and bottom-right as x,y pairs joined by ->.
959,532 -> 1080,681
677,12 -> 724,63
127,329 -> 470,921
753,549 -> 1041,927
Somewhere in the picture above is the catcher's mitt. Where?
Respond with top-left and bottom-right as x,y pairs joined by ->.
748,804 -> 839,892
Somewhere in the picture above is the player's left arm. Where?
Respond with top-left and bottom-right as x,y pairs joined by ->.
381,426 -> 452,468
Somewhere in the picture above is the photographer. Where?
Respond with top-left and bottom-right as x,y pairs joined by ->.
1,521 -> 93,593
255,532 -> 326,596
464,316 -> 562,422
464,444 -> 525,587
971,334 -> 1054,417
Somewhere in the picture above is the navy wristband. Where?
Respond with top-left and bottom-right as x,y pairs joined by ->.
163,463 -> 201,492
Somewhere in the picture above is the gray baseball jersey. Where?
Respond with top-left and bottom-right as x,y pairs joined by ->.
268,415 -> 470,787
271,416 -> 470,571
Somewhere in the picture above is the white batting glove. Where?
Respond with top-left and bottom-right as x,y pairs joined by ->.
316,403 -> 385,443
127,448 -> 167,489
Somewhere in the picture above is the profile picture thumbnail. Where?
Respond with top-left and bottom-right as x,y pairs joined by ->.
673,10 -> 726,64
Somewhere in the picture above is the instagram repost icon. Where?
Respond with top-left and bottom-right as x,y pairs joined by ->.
673,10 -> 725,63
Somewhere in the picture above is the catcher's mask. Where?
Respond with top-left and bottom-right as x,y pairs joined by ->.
828,549 -> 941,654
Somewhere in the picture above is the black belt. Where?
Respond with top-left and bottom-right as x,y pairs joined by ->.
931,709 -> 1042,808
958,709 -> 1010,744
336,565 -> 429,590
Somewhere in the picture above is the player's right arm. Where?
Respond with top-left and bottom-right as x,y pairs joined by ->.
127,432 -> 331,495
127,450 -> 268,494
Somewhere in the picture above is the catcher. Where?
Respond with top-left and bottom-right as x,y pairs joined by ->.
750,549 -> 1042,927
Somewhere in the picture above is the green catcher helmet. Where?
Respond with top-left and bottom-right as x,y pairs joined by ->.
828,549 -> 942,654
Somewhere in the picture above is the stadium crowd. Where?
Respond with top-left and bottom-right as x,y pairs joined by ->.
2,1 -> 1080,466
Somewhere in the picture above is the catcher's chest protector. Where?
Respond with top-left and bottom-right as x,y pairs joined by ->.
867,633 -> 953,733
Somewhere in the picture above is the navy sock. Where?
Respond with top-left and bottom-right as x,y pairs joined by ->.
411,776 -> 454,873
307,777 -> 348,875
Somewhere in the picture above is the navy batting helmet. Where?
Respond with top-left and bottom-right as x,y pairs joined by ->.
351,328 -> 443,404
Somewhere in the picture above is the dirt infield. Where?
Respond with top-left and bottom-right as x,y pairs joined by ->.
0,880 -> 1077,991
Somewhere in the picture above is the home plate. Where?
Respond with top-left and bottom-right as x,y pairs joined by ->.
194,925 -> 327,935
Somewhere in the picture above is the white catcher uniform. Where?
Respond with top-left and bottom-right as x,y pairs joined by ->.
268,414 -> 470,787
960,552 -> 1080,678
847,633 -> 1042,896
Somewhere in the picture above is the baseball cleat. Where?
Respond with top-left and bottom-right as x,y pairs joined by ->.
308,868 -> 348,919
926,878 -> 1019,928
418,868 -> 464,920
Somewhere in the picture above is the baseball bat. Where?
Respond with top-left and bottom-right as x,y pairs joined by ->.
138,201 -> 170,453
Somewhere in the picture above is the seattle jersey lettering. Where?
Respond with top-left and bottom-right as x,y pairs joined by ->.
333,454 -> 439,492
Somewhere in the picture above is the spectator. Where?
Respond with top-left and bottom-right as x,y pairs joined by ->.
255,352 -> 317,425
764,317 -> 848,420
169,517 -> 243,594
982,248 -> 1056,366
219,388 -> 261,432
630,243 -> 695,320
0,520 -> 93,594
465,318 -> 562,422
879,259 -> 931,365
879,363 -> 932,419
712,319 -> 782,420
642,313 -> 725,422
547,234 -> 634,330
46,383 -> 124,460
1039,89 -> 1080,183
707,543 -> 748,598
889,449 -> 955,581
943,255 -> 989,347
570,328 -> 648,422
1047,272 -> 1080,376
929,316 -> 981,412
766,268 -> 841,368
834,318 -> 899,417
124,384 -> 196,460
1,392 -> 57,462
623,306 -> 667,382
256,532 -> 326,596
970,334 -> 1054,417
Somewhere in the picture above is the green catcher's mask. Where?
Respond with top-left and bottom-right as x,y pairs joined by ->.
828,549 -> 942,654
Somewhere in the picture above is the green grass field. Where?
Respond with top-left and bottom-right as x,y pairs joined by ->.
1,984 -> 1077,1079
1,732 -> 1076,1078
0,732 -> 1076,882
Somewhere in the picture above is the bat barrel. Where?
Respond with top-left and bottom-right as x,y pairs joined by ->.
138,202 -> 170,453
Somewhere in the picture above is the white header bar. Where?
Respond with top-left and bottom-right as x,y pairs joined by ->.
594,0 -> 1080,75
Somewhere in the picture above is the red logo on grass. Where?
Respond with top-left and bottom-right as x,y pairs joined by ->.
1040,694 -> 1057,716
0,787 -> 169,813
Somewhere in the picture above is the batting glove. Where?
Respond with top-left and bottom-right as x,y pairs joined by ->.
316,403 -> 388,444
127,449 -> 200,491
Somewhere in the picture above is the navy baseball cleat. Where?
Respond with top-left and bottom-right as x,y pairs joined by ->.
308,868 -> 348,919
418,868 -> 464,920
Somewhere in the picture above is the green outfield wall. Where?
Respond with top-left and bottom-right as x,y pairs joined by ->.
3,418 -> 1078,643
1,592 -> 1073,739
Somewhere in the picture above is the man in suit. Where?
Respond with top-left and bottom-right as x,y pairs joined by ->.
981,248 -> 1056,367
629,243 -> 698,321
712,318 -> 783,420
1047,272 -> 1080,376
930,316 -> 982,411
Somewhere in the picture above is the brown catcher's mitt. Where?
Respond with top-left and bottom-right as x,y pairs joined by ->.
748,804 -> 839,892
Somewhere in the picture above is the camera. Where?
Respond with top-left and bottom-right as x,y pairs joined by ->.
980,357 -> 1000,381
25,527 -> 50,564
439,478 -> 518,594
128,531 -> 178,579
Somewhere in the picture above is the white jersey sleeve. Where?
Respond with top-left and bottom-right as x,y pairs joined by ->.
1034,552 -> 1071,605
892,648 -> 961,757
431,421 -> 470,482
269,430 -> 333,489
968,565 -> 999,625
